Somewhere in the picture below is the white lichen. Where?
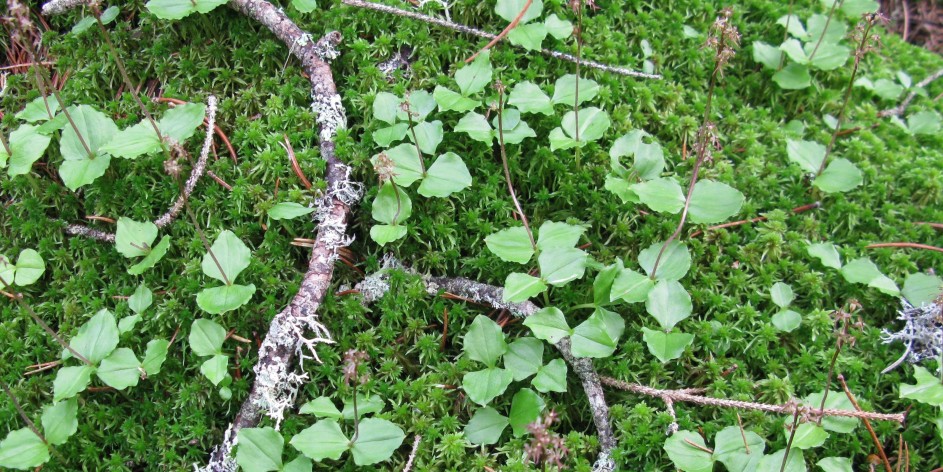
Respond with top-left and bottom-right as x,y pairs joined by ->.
41,0 -> 92,15
881,299 -> 943,374
311,84 -> 346,142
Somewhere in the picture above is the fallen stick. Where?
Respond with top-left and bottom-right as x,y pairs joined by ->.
878,67 -> 943,117
341,0 -> 661,80
355,267 -> 617,472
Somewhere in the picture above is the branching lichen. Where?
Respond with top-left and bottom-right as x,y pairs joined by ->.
881,299 -> 943,373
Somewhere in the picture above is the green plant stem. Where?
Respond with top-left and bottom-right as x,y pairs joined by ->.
779,408 -> 802,472
403,103 -> 426,174
649,58 -> 721,280
807,0 -> 844,63
816,338 -> 843,425
92,6 -> 173,163
0,276 -> 94,366
815,18 -> 873,177
0,128 -> 11,157
390,179 -> 405,225
172,169 -> 232,286
496,87 -> 536,251
20,41 -> 94,159
778,0 -> 795,70
350,384 -> 361,444
0,379 -> 47,445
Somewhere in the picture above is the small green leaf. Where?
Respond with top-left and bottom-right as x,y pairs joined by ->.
0,428 -> 49,470
71,16 -> 96,35
508,82 -> 553,115
522,307 -> 571,343
633,178 -> 685,214
900,366 -> 943,406
118,315 -> 141,335
503,337 -> 543,381
68,309 -> 120,364
53,365 -> 93,402
202,230 -> 252,284
807,242 -> 842,269
714,425 -> 765,472
13,249 -> 44,286
560,107 -> 610,143
571,308 -> 624,358
780,38 -> 809,64
485,227 -> 534,264
189,318 -> 227,356
455,51 -> 492,96
807,13 -> 848,43
455,112 -> 493,142
774,63 -> 812,89
432,86 -> 479,113
60,105 -> 118,161
350,418 -> 406,466
508,23 -> 547,50
463,367 -> 514,405
267,202 -> 314,220
544,14 -> 573,39
841,258 -> 899,295
299,397 -> 342,418
785,423 -> 828,449
115,218 -> 158,258
777,14 -> 807,38
142,339 -> 170,375
664,430 -> 714,472
370,224 -> 408,245
418,152 -> 472,197
638,240 -> 691,282
146,0 -> 228,20
373,92 -> 401,124
101,121 -> 161,159
15,97 -> 59,123
59,154 -> 112,191
127,235 -> 171,275
372,123 -> 408,147
503,273 -> 548,302
0,255 -> 14,286
341,394 -> 385,419
536,221 -> 585,250
753,41 -> 782,69
374,143 -> 423,187
129,284 -> 153,314
538,247 -> 589,286
772,310 -> 802,332
96,348 -> 142,390
463,315 -> 507,366
551,74 -> 599,106
200,354 -> 229,386
641,327 -> 694,363
197,284 -> 256,314
398,90 -> 436,122
508,388 -> 545,436
464,407 -> 508,445
409,120 -> 444,155
236,427 -> 283,472
41,399 -> 78,446
532,358 -> 567,393
291,0 -> 317,11
646,280 -> 693,331
786,139 -> 825,174
907,110 -> 942,135
291,420 -> 349,461
816,457 -> 853,472
610,268 -> 654,303
371,182 -> 413,225
902,273 -> 943,306
494,0 -> 542,23
5,124 -> 52,175
813,158 -> 862,193
807,41 -> 850,71
688,180 -> 744,224
771,282 -> 795,308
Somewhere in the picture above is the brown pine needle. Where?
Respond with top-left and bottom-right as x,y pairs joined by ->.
465,0 -> 532,63
866,242 -> 943,253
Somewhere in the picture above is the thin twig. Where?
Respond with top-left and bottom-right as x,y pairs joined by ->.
402,435 -> 421,472
689,202 -> 820,237
341,0 -> 660,79
600,376 -> 906,423
496,85 -> 536,251
0,380 -> 47,444
464,0 -> 531,63
915,222 -> 943,230
879,67 -> 943,117
866,242 -> 943,253
838,375 -> 892,472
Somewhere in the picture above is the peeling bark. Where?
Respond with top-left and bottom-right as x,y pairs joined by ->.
357,270 -> 617,471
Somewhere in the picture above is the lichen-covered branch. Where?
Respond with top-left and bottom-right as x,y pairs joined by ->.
342,0 -> 661,80
601,376 -> 906,424
878,67 -> 943,117
356,268 -> 617,472
201,1 -> 356,470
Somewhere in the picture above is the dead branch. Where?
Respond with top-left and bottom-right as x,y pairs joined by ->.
341,0 -> 661,80
601,376 -> 906,424
201,1 -> 358,470
354,269 -> 616,472
878,67 -> 943,117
